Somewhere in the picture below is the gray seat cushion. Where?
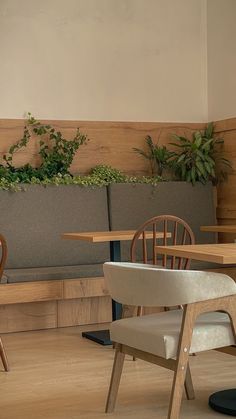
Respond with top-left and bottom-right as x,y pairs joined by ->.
111,310 -> 234,359
5,264 -> 104,283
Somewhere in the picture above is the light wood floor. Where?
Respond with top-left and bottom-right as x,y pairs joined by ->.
0,324 -> 235,419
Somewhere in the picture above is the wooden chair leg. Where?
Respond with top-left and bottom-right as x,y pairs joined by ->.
133,306 -> 142,361
0,337 -> 9,372
184,363 -> 195,400
105,344 -> 125,413
137,306 -> 143,317
168,355 -> 189,419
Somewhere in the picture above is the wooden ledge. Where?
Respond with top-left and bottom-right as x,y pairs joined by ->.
0,277 -> 108,305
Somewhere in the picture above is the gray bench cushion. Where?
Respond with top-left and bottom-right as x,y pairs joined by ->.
0,185 -> 110,269
108,182 -> 216,262
5,263 -> 104,283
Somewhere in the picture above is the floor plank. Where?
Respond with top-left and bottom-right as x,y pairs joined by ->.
0,324 -> 235,419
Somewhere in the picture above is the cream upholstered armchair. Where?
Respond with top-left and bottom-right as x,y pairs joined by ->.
103,262 -> 236,419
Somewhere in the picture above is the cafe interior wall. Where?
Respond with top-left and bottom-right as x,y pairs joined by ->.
0,0 -> 208,122
0,0 -> 236,234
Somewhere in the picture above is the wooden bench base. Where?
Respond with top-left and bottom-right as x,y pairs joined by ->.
0,277 -> 112,333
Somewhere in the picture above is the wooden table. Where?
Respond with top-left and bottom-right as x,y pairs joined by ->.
155,243 -> 236,265
201,225 -> 236,234
62,230 -> 166,243
62,230 -> 169,345
155,242 -> 236,417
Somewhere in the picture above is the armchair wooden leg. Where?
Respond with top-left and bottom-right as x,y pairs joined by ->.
106,344 -> 125,413
0,338 -> 9,372
184,363 -> 195,400
168,356 -> 189,419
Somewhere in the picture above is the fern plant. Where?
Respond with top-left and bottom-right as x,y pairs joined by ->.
170,122 -> 232,185
133,135 -> 174,176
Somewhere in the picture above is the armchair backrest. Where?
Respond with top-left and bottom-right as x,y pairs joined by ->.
103,262 -> 236,308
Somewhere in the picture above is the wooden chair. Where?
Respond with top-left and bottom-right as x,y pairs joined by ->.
130,215 -> 195,317
0,234 -> 10,372
104,262 -> 236,419
131,214 -> 195,268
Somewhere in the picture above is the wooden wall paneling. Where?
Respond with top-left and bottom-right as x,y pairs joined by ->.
0,301 -> 57,333
214,118 -> 236,235
0,119 -> 205,175
57,296 -> 112,327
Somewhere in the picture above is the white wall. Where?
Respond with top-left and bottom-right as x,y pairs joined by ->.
0,0 -> 208,122
207,0 -> 236,121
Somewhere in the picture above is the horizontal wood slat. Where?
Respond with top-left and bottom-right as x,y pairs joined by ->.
0,280 -> 63,305
0,277 -> 108,305
63,277 -> 109,299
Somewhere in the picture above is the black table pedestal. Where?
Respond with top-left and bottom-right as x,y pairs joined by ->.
82,329 -> 111,345
209,389 -> 236,416
82,240 -> 122,345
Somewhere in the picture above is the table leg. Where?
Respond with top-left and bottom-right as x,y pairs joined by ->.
82,240 -> 122,345
209,389 -> 236,415
110,241 -> 123,321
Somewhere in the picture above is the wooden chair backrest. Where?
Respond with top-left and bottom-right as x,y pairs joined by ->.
0,234 -> 7,279
130,215 -> 195,270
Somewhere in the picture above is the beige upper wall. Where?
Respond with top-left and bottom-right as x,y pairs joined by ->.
207,0 -> 236,121
0,0 -> 208,122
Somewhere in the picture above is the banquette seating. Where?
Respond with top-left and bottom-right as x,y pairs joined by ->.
0,182 -> 217,333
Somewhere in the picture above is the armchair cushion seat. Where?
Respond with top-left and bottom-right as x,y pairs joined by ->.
110,309 -> 234,359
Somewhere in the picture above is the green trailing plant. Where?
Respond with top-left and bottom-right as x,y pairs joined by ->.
0,165 -> 163,191
133,135 -> 175,176
90,165 -> 163,185
170,122 -> 232,185
90,165 -> 127,183
2,113 -> 88,180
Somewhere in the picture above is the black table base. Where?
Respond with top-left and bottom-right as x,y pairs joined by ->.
82,330 -> 111,346
82,240 -> 123,345
209,389 -> 236,416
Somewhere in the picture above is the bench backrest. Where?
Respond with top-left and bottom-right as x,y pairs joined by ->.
108,182 -> 216,261
0,185 -> 110,269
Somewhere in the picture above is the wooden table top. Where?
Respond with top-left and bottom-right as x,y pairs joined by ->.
201,225 -> 236,234
155,243 -> 236,264
62,230 -> 170,243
